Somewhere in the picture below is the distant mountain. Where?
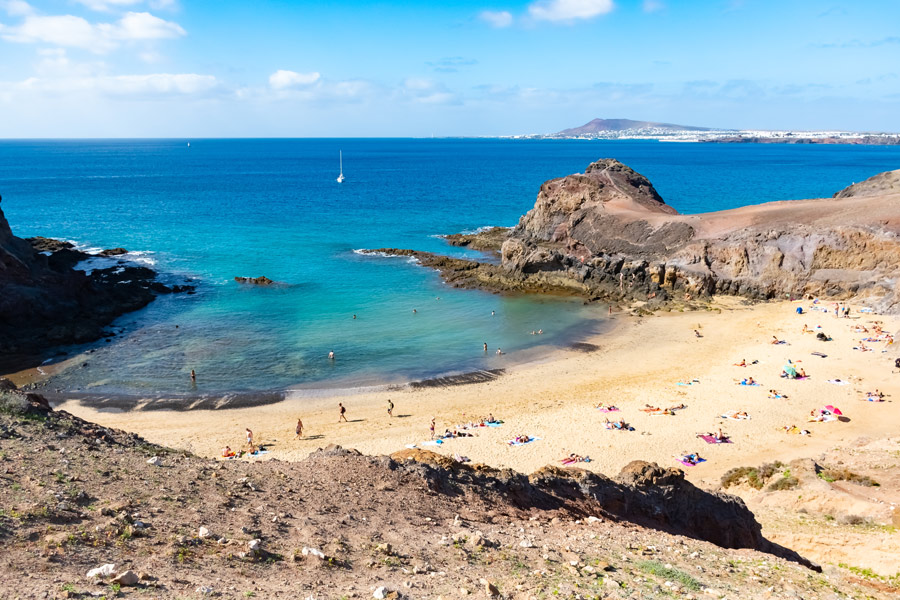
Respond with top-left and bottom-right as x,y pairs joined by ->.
554,118 -> 712,136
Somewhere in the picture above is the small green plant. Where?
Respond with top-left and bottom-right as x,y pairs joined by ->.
60,583 -> 76,592
819,467 -> 879,487
108,582 -> 121,596
244,592 -> 256,598
637,560 -> 703,591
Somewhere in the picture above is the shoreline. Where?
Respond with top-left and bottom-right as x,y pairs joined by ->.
52,296 -> 900,490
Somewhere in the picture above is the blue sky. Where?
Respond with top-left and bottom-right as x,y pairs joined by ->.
0,0 -> 898,136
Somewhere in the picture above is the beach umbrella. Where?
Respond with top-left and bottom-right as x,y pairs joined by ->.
783,364 -> 797,377
824,405 -> 842,415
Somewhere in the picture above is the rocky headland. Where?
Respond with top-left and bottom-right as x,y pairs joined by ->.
364,159 -> 900,313
0,200 -> 194,372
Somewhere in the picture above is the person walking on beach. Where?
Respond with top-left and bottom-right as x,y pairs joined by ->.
295,418 -> 303,439
387,399 -> 394,418
338,403 -> 348,423
430,417 -> 436,439
245,428 -> 254,450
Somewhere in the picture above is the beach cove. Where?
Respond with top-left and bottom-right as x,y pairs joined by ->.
53,297 -> 900,489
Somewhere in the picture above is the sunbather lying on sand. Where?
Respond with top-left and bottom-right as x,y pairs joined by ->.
780,425 -> 811,435
722,410 -> 750,420
561,453 -> 588,465
595,402 -> 619,411
510,434 -> 531,444
666,403 -> 686,411
697,428 -> 728,442
863,390 -> 885,401
768,389 -> 788,399
605,418 -> 630,431
738,377 -> 757,386
734,359 -> 747,367
679,452 -> 703,465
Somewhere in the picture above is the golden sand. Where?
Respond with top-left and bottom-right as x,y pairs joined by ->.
55,298 -> 900,488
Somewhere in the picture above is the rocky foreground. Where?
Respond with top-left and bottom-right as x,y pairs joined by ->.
0,201 -> 194,372
3,380 -> 898,599
364,160 -> 900,314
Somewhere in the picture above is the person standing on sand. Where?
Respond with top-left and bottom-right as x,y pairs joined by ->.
430,417 -> 436,439
338,403 -> 348,423
245,428 -> 253,447
387,399 -> 394,417
295,418 -> 303,439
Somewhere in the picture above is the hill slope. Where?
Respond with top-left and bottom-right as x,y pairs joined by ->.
554,118 -> 712,136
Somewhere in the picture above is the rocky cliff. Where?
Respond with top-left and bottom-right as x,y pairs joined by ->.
0,200 -> 193,372
499,160 -> 900,312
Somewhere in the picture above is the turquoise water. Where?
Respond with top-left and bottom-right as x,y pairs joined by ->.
1,139 -> 899,395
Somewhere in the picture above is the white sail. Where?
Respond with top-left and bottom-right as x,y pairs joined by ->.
337,151 -> 345,183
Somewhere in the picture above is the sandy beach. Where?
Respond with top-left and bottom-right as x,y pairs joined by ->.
46,297 -> 899,490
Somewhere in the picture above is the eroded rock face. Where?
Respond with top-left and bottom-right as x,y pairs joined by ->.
498,160 -> 900,311
0,203 -> 194,371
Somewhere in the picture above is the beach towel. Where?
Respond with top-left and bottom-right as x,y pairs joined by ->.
738,382 -> 761,387
404,444 -> 417,449
596,407 -> 620,413
247,450 -> 269,457
811,352 -> 827,358
486,422 -> 503,427
699,435 -> 732,444
721,413 -> 751,420
676,457 -> 707,467
827,379 -> 850,385
422,439 -> 443,446
508,437 -> 541,446
808,415 -> 837,423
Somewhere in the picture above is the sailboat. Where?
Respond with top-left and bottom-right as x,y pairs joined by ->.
336,151 -> 345,183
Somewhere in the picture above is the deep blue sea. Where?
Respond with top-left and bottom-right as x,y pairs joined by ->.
2,139 -> 899,396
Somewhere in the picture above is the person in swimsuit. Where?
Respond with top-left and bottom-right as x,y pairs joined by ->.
295,418 -> 303,439
387,399 -> 394,417
338,403 -> 347,423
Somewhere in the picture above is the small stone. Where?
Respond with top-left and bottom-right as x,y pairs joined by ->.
198,526 -> 210,538
373,587 -> 387,599
146,456 -> 161,466
196,585 -> 215,595
480,579 -> 499,596
376,542 -> 392,555
459,588 -> 469,596
86,564 -> 116,579
248,539 -> 261,552
112,570 -> 139,586
519,539 -> 534,548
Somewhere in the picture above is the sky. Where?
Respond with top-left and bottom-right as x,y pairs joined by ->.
0,0 -> 898,137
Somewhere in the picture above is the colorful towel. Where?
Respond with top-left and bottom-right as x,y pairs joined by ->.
699,435 -> 732,444
486,422 -> 503,427
676,457 -> 707,467
721,414 -> 751,420
596,407 -> 620,412
738,382 -> 761,387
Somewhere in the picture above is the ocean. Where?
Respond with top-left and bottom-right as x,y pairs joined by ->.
2,139 -> 899,396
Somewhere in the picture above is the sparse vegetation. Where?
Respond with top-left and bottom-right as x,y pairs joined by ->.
721,461 -> 785,489
819,467 -> 880,487
637,560 -> 703,591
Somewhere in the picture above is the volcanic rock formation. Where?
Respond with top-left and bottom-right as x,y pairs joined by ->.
0,200 -> 194,371
365,160 -> 900,313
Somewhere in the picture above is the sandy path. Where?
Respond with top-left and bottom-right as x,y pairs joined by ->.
56,298 -> 900,487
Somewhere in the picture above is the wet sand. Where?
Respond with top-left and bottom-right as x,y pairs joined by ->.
54,298 -> 900,489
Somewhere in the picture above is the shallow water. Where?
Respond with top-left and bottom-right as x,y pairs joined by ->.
2,138 -> 899,394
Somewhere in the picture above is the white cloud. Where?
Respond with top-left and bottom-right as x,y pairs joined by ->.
643,0 -> 664,13
1,0 -> 34,17
268,69 -> 321,90
1,11 -> 186,53
7,72 -> 217,97
479,10 -> 513,28
400,78 -> 458,105
528,0 -> 614,22
75,0 -> 176,11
